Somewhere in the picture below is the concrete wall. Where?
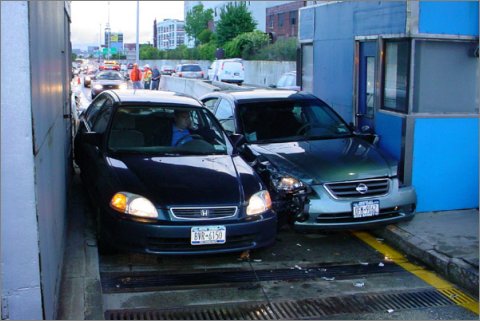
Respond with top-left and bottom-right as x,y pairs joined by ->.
1,2 -> 43,319
1,1 -> 71,319
138,59 -> 296,88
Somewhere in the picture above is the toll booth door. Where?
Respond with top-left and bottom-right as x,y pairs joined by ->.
356,41 -> 377,132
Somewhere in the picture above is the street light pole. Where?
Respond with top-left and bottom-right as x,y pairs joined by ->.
136,0 -> 139,64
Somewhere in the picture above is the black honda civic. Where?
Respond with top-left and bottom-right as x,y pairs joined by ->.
74,89 -> 276,255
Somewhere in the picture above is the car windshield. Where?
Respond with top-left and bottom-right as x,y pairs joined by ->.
238,99 -> 352,143
181,65 -> 201,72
96,71 -> 123,80
108,105 -> 229,156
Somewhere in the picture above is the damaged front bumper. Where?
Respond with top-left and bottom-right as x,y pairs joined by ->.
287,178 -> 417,231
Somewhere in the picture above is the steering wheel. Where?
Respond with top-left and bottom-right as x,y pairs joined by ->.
174,134 -> 204,146
296,123 -> 311,135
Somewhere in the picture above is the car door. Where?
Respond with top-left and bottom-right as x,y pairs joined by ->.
77,95 -> 114,185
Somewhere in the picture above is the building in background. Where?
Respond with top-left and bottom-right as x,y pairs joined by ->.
153,18 -> 158,48
124,43 -> 137,61
266,1 -> 305,39
157,19 -> 185,50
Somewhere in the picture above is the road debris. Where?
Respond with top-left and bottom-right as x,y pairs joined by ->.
353,281 -> 365,287
359,261 -> 369,266
387,309 -> 394,313
321,277 -> 335,281
378,262 -> 385,267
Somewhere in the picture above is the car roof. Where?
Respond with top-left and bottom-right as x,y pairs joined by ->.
206,89 -> 315,102
107,89 -> 203,107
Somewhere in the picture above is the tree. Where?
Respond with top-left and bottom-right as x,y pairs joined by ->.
224,31 -> 269,59
185,4 -> 213,47
216,3 -> 256,46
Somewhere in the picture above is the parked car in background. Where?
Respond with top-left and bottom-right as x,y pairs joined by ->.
160,65 -> 175,75
127,62 -> 134,69
173,64 -> 204,79
271,71 -> 300,90
74,90 -> 277,254
207,58 -> 244,85
200,89 -> 417,230
90,70 -> 127,99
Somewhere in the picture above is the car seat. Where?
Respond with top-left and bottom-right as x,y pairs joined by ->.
109,113 -> 144,148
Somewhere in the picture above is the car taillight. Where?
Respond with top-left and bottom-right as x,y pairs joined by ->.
221,63 -> 224,70
200,72 -> 204,77
178,73 -> 182,77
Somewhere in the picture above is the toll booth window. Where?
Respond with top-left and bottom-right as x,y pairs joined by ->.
382,40 -> 410,113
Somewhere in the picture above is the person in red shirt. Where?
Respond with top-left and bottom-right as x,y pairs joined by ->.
130,63 -> 142,89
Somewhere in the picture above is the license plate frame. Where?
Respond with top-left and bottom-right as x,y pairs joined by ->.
191,226 -> 226,245
352,200 -> 380,218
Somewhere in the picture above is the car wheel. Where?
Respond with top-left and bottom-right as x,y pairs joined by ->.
95,208 -> 117,255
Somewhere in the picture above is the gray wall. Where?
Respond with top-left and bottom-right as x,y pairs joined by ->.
138,59 -> 296,87
1,1 -> 71,319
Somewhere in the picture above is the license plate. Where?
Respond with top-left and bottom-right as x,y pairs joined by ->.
191,226 -> 226,245
352,200 -> 380,218
234,72 -> 240,76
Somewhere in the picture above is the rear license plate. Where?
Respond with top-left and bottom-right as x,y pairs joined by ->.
191,226 -> 226,245
234,72 -> 240,76
352,200 -> 380,218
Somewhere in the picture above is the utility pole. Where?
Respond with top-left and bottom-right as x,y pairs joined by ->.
106,1 -> 111,60
136,0 -> 139,64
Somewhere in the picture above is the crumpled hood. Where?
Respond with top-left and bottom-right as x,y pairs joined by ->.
248,137 -> 397,184
106,155 -> 242,206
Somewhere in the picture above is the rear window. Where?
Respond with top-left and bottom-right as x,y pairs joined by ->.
181,65 -> 202,72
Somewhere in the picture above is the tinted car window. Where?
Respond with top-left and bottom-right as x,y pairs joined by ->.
91,99 -> 113,133
214,99 -> 235,133
85,96 -> 108,128
237,99 -> 352,143
96,71 -> 124,80
108,105 -> 228,155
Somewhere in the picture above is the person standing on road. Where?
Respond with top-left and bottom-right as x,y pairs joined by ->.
143,64 -> 152,89
130,63 -> 142,89
151,65 -> 161,90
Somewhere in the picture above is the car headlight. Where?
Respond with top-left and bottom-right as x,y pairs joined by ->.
93,84 -> 103,90
272,175 -> 305,192
246,190 -> 272,215
119,83 -> 127,90
110,192 -> 158,218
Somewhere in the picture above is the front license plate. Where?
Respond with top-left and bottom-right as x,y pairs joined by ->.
191,226 -> 226,245
352,200 -> 380,218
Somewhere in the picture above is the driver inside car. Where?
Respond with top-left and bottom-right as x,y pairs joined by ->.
171,110 -> 193,146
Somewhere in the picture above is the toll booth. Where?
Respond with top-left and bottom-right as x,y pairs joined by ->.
298,1 -> 478,212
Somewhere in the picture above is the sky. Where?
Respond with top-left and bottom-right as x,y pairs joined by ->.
71,1 -> 185,50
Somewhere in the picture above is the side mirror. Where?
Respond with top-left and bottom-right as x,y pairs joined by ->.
229,133 -> 246,148
82,132 -> 102,147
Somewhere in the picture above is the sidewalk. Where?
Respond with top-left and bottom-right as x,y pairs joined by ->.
56,172 -> 479,319
372,209 -> 479,297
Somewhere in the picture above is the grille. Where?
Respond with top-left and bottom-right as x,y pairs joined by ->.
324,178 -> 390,199
170,207 -> 238,220
146,234 -> 255,252
104,288 -> 457,320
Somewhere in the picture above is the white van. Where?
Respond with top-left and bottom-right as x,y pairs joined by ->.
207,58 -> 245,85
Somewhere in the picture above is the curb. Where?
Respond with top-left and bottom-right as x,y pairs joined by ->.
372,225 -> 479,297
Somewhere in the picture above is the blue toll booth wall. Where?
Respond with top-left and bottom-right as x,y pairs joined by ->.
299,1 -> 478,212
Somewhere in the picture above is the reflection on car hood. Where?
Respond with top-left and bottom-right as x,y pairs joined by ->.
107,154 -> 242,206
249,137 -> 397,184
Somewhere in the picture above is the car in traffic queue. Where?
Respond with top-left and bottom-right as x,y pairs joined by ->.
83,68 -> 98,88
173,63 -> 204,79
200,89 -> 417,230
99,60 -> 120,71
74,90 -> 277,255
90,70 -> 127,99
